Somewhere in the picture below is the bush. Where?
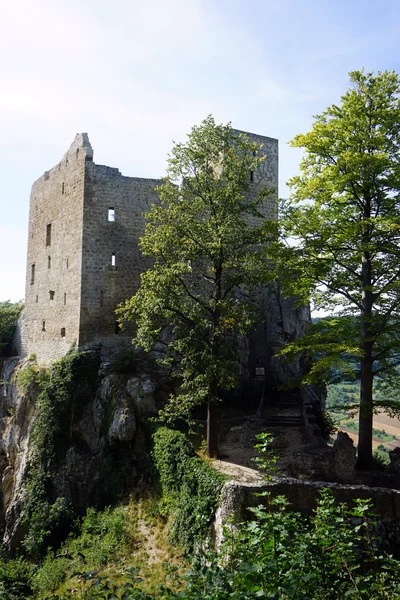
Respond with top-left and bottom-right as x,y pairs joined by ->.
152,428 -> 225,552
22,349 -> 101,556
0,300 -> 23,357
0,557 -> 34,600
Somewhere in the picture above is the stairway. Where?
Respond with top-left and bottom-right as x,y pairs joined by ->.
257,390 -> 305,428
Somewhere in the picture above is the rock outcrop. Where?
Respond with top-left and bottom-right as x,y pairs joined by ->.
0,355 -> 162,550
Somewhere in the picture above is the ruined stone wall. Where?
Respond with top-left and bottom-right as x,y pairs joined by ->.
233,130 -> 278,223
24,134 -> 92,363
23,128 -> 286,365
79,163 -> 162,348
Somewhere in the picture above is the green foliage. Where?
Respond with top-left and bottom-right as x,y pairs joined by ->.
0,300 -> 23,357
251,432 -> 279,479
117,116 -> 275,454
164,490 -> 400,600
271,70 -> 400,468
22,349 -> 101,557
317,409 -> 338,441
152,427 -> 225,552
15,360 -> 49,397
33,506 -> 129,596
0,557 -> 34,599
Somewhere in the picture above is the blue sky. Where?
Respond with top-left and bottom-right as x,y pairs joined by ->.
1,0 -> 400,301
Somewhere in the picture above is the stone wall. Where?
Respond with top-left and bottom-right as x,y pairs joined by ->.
24,134 -> 92,363
215,476 -> 400,554
79,164 -> 162,348
23,129 -> 281,365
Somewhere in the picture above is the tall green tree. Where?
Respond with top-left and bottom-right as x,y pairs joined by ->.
118,116 -> 274,456
0,300 -> 24,357
275,70 -> 400,469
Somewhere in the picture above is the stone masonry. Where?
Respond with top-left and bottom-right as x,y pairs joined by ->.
23,130 -> 283,366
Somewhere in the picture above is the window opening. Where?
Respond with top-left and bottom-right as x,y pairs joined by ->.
100,291 -> 104,307
35,295 -> 38,303
115,320 -> 120,334
48,255 -> 51,269
108,207 -> 115,222
64,292 -> 67,306
62,182 -> 65,194
250,171 -> 254,182
61,327 -> 66,337
46,223 -> 52,246
111,253 -> 116,267
31,263 -> 35,284
49,290 -> 55,300
42,320 -> 46,331
66,256 -> 69,269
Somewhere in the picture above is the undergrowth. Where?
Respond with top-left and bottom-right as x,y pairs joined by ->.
152,427 -> 226,553
19,349 -> 101,556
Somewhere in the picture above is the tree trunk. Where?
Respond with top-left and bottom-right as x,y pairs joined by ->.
206,257 -> 223,458
207,400 -> 219,458
357,217 -> 374,470
357,341 -> 374,469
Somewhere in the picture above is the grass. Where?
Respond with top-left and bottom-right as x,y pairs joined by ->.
32,491 -> 188,599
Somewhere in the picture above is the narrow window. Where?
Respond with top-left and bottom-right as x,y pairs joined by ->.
61,327 -> 66,337
64,292 -> 67,306
250,171 -> 254,182
115,320 -> 120,334
48,255 -> 51,269
108,207 -> 115,222
35,295 -> 38,303
111,253 -> 116,267
46,223 -> 52,246
62,182 -> 65,194
42,320 -> 46,332
49,290 -> 55,300
76,148 -> 79,158
100,290 -> 104,307
31,263 -> 35,284
66,256 -> 69,269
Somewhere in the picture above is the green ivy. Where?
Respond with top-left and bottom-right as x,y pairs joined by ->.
22,349 -> 101,556
152,428 -> 225,553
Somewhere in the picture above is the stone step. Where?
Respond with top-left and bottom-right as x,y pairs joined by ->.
264,416 -> 304,427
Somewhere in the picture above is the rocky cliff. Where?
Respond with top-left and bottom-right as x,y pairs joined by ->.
0,351 -> 166,552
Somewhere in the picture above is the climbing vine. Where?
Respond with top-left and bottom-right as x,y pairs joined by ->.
152,428 -> 225,552
21,349 -> 101,556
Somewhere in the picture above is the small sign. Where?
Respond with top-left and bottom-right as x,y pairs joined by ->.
255,367 -> 265,376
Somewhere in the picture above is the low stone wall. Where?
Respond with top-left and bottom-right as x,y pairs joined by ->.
214,476 -> 400,555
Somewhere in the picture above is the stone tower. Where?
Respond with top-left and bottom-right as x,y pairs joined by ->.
22,130 -> 290,368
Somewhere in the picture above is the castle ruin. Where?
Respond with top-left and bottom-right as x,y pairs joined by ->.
20,130 -> 309,388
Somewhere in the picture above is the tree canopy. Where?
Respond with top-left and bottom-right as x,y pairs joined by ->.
273,70 -> 400,468
118,116 -> 275,456
0,300 -> 24,357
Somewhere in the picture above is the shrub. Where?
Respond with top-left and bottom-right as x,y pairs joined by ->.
0,557 -> 34,600
22,349 -> 101,556
0,300 -> 23,357
152,428 -> 225,552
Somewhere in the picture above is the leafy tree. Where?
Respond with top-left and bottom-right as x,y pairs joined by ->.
118,116 -> 274,456
0,300 -> 23,357
274,70 -> 400,469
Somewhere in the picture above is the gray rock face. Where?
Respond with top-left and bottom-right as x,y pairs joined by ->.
0,358 -> 159,550
126,376 -> 157,416
108,399 -> 137,444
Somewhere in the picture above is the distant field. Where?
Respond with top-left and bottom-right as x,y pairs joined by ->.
335,410 -> 400,451
327,383 -> 400,452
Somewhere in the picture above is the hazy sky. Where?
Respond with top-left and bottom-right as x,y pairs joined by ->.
1,0 -> 400,301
